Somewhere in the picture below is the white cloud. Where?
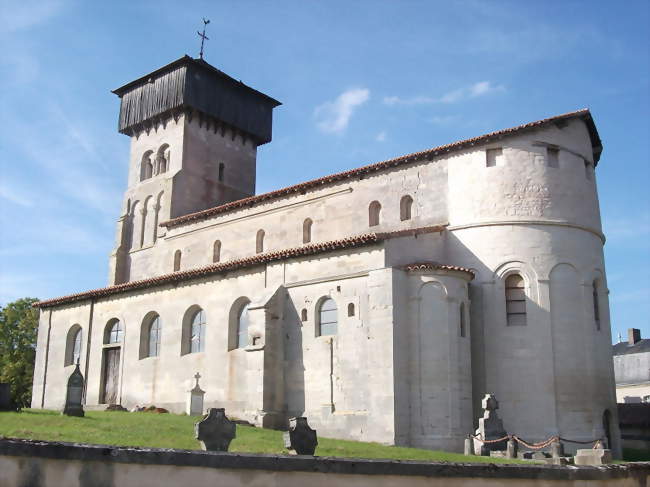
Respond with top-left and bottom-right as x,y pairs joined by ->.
383,81 -> 505,106
314,88 -> 370,134
2,0 -> 66,34
375,131 -> 387,142
0,183 -> 33,207
429,115 -> 461,126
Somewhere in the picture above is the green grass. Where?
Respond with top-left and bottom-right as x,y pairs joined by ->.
0,409 -> 527,464
622,448 -> 650,462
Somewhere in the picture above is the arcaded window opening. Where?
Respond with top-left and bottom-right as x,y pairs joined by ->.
400,195 -> 413,221
213,240 -> 221,263
256,230 -> 265,254
65,325 -> 83,366
105,319 -> 123,344
547,147 -> 559,168
303,218 -> 313,244
369,201 -> 381,227
593,280 -> 601,331
173,250 -> 182,271
486,147 -> 502,167
505,274 -> 527,326
318,298 -> 338,336
140,151 -> 154,181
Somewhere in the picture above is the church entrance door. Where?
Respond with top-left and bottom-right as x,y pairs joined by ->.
101,348 -> 120,404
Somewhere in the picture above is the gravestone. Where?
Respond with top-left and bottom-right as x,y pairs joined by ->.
464,436 -> 474,456
284,417 -> 318,455
0,383 -> 11,411
195,408 -> 236,451
62,363 -> 85,417
187,372 -> 205,416
574,448 -> 612,465
551,440 -> 564,458
473,394 -> 508,454
506,438 -> 518,459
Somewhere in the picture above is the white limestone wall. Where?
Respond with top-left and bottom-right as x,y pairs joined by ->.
445,118 -> 619,454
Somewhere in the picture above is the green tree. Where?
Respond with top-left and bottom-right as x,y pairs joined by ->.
0,298 -> 39,408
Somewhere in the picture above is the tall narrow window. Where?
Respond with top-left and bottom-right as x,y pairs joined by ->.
173,250 -> 181,271
486,148 -> 503,167
106,320 -> 123,344
218,163 -> 225,182
584,159 -> 593,180
190,309 -> 206,353
505,274 -> 527,326
369,201 -> 381,227
400,195 -> 413,221
459,303 -> 466,337
148,315 -> 161,357
301,309 -> 308,322
141,151 -> 154,181
318,298 -> 338,336
303,218 -> 313,244
256,230 -> 265,254
213,240 -> 221,263
65,325 -> 83,366
547,147 -> 559,168
347,303 -> 355,317
237,304 -> 249,348
593,281 -> 601,331
156,144 -> 170,174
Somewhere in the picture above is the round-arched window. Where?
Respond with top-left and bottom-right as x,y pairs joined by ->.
237,304 -> 249,348
148,315 -> 161,357
107,320 -> 123,344
319,298 -> 338,336
190,309 -> 206,353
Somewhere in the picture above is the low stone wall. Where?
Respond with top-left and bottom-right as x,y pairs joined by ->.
0,437 -> 648,487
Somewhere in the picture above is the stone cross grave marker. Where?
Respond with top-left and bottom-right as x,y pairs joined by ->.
187,372 -> 205,416
473,393 -> 508,454
284,417 -> 318,455
62,362 -> 85,417
195,408 -> 236,451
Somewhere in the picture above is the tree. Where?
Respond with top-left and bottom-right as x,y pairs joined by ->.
0,298 -> 39,408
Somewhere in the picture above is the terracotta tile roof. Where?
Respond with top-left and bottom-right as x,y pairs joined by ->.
161,109 -> 601,229
403,262 -> 475,277
36,225 -> 448,309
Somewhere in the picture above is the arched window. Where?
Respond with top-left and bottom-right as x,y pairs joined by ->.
593,280 -> 601,330
65,325 -> 82,366
301,308 -> 308,321
173,250 -> 182,271
459,302 -> 467,337
141,151 -> 154,181
347,303 -> 355,317
256,229 -> 265,254
318,298 -> 338,336
213,240 -> 221,263
189,309 -> 206,353
303,218 -> 313,244
156,144 -> 170,174
105,319 -> 123,344
218,163 -> 225,182
400,195 -> 413,221
140,313 -> 161,359
369,201 -> 381,227
505,274 -> 526,326
237,303 -> 250,348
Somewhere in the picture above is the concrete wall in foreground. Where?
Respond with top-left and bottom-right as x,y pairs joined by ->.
1,438 -> 648,487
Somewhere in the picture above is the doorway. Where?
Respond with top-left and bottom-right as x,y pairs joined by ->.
101,347 -> 121,404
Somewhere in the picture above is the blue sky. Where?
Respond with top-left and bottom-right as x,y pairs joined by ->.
1,0 -> 648,342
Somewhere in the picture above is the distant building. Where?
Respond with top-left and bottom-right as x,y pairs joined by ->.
613,328 -> 650,404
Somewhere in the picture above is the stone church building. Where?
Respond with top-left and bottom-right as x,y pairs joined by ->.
32,55 -> 620,454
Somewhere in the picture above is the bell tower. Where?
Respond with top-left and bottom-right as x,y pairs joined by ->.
108,55 -> 281,284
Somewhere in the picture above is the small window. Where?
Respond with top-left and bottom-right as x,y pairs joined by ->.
303,218 -> 313,244
486,148 -> 503,167
65,325 -> 83,366
400,195 -> 413,221
237,304 -> 249,348
141,151 -> 154,181
459,302 -> 466,337
156,144 -> 170,174
593,281 -> 601,331
318,298 -> 338,336
148,315 -> 162,357
213,240 -> 221,263
173,250 -> 182,271
547,147 -> 559,168
105,319 -> 123,344
190,309 -> 206,353
369,201 -> 381,227
301,309 -> 308,322
347,303 -> 355,317
505,274 -> 526,326
256,230 -> 265,254
218,163 -> 225,182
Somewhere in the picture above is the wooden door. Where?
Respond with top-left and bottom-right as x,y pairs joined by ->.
102,348 -> 120,404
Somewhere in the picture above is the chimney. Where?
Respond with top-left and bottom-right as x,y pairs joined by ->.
628,328 -> 641,345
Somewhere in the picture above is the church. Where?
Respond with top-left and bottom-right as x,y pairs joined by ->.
31,54 -> 621,455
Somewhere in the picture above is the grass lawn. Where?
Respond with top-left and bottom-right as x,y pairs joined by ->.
0,409 -> 528,464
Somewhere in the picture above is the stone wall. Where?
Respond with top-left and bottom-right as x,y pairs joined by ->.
1,438 -> 647,487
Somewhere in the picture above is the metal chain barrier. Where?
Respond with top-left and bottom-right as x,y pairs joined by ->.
471,433 -> 603,450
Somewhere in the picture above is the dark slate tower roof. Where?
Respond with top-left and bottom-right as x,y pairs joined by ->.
112,55 -> 281,144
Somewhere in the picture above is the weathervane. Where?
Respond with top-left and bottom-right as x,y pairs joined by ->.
197,18 -> 210,60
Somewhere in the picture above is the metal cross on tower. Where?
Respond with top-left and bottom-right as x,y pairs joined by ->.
197,18 -> 210,60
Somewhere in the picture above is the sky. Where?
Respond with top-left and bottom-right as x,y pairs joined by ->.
1,0 -> 648,342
